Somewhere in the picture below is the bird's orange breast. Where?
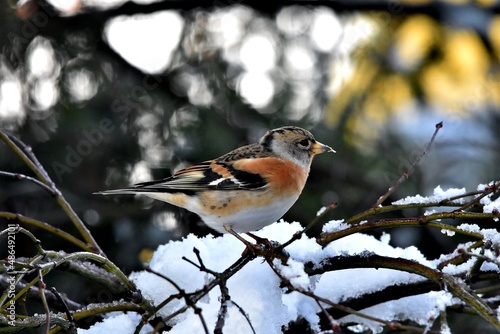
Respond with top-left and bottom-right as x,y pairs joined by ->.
233,157 -> 309,196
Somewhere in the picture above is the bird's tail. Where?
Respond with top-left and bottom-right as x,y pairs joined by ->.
94,188 -> 142,196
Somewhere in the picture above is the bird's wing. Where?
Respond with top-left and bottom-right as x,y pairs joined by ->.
98,159 -> 268,195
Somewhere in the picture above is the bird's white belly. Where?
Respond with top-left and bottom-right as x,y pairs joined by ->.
198,194 -> 299,233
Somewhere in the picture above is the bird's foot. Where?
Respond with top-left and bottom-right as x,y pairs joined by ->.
224,226 -> 277,256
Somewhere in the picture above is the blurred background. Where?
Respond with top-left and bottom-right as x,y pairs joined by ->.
0,0 -> 500,329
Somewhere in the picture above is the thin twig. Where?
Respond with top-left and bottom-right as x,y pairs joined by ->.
182,247 -> 218,276
0,223 -> 45,256
145,266 -> 209,334
319,213 -> 487,246
50,287 -> 75,332
229,299 -> 256,334
184,248 -> 256,334
214,281 -> 229,334
454,181 -> 500,213
136,253 -> 255,334
373,121 -> 443,208
0,212 -> 93,252
37,269 -> 50,334
345,188 -> 490,225
278,202 -> 337,251
0,171 -> 56,195
315,299 -> 339,331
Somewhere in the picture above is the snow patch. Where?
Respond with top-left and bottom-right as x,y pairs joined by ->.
80,216 -> 478,333
392,185 -> 466,205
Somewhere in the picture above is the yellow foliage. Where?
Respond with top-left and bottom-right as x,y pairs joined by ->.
420,30 -> 490,112
490,15 -> 500,61
394,15 -> 439,70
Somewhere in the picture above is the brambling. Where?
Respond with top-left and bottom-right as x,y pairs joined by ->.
97,126 -> 334,245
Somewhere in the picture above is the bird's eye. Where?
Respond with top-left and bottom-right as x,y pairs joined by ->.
297,139 -> 310,149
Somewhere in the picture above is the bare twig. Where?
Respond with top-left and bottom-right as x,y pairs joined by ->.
50,287 -> 75,332
144,266 -> 209,334
373,121 -> 443,208
184,248 -> 256,334
345,189 -> 490,225
37,269 -> 50,334
182,247 -> 217,276
0,171 -> 56,195
136,252 -> 255,334
278,202 -> 337,251
0,224 -> 45,256
0,212 -> 93,252
319,211 -> 489,246
454,181 -> 500,212
228,299 -> 256,334
214,281 -> 229,334
315,299 -> 340,331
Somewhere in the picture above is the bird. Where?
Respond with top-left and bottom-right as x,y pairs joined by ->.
96,126 -> 334,247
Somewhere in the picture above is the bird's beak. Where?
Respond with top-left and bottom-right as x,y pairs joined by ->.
310,141 -> 336,155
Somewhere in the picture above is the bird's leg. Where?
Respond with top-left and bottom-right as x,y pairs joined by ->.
224,225 -> 253,246
224,225 -> 263,255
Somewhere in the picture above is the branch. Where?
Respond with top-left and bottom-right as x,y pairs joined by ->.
279,202 -> 337,251
143,266 -> 209,334
135,251 -> 255,333
0,250 -> 138,312
373,121 -> 443,208
184,248 -> 256,334
0,212 -> 93,252
50,287 -> 75,331
0,171 -> 56,196
37,269 -> 50,334
344,183 -> 498,225
0,276 -> 82,311
267,256 -> 428,333
319,211 -> 489,246
304,253 -> 500,330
